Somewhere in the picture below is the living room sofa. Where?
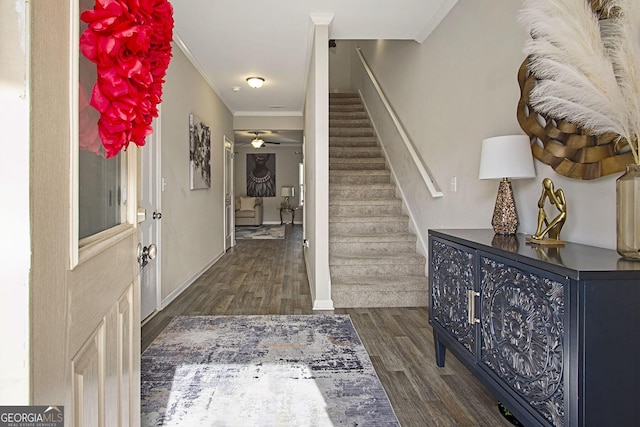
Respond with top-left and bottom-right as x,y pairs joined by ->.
235,196 -> 263,226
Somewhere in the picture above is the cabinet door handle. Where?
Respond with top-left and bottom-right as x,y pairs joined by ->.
467,290 -> 480,325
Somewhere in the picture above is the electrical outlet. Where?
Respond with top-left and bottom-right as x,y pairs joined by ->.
450,176 -> 457,192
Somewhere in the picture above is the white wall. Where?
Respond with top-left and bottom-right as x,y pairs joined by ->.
355,0 -> 618,249
234,145 -> 303,224
0,0 -> 29,404
234,115 -> 303,131
329,40 -> 356,93
160,44 -> 234,301
304,15 -> 333,310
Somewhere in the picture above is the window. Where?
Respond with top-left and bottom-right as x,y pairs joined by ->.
77,0 -> 128,239
299,162 -> 304,206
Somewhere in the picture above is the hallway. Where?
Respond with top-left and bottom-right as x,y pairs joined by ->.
141,225 -> 511,426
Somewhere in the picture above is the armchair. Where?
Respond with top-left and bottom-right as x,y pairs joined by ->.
235,196 -> 263,226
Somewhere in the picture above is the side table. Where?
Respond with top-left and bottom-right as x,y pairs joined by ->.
279,206 -> 296,224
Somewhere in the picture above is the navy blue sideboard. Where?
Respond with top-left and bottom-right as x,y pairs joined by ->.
428,229 -> 640,427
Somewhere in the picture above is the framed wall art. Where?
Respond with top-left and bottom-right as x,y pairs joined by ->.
189,113 -> 211,190
246,153 -> 276,197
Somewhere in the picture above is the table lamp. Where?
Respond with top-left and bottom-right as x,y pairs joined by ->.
479,135 -> 536,235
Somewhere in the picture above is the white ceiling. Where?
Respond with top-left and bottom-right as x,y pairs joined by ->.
171,0 -> 458,145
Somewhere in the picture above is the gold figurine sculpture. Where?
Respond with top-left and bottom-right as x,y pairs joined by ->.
527,178 -> 567,245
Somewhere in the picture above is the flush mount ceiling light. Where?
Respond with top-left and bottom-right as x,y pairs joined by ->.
246,77 -> 265,88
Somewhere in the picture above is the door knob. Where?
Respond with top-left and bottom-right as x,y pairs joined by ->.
137,243 -> 157,267
153,211 -> 162,219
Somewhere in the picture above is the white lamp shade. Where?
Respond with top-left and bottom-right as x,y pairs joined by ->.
479,135 -> 536,180
281,186 -> 294,197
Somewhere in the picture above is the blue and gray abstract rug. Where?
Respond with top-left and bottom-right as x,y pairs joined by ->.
235,225 -> 285,240
141,315 -> 399,426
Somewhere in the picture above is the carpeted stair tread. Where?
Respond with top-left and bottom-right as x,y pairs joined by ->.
329,184 -> 397,199
331,277 -> 429,308
330,112 -> 368,119
330,135 -> 378,141
330,128 -> 375,137
329,105 -> 365,113
329,142 -> 380,149
330,147 -> 382,158
330,174 -> 391,185
329,170 -> 391,184
330,119 -> 372,128
332,275 -> 428,289
330,188 -> 397,200
329,198 -> 401,206
331,290 -> 428,309
330,169 -> 390,176
330,182 -> 396,189
329,215 -> 409,223
330,252 -> 425,265
330,92 -> 359,97
330,232 -> 416,243
329,158 -> 386,169
330,157 -> 385,161
330,98 -> 360,104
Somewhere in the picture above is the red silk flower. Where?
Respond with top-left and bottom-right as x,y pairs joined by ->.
80,0 -> 173,158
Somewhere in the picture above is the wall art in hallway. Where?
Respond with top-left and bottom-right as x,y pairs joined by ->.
189,113 -> 211,190
247,153 -> 276,197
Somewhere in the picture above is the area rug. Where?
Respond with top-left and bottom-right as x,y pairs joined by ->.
141,315 -> 399,426
235,224 -> 285,240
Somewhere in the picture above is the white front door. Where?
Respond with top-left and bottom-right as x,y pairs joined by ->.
30,1 -> 141,425
224,137 -> 234,250
140,117 -> 162,322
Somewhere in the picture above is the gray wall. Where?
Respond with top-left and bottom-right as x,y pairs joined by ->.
160,44 -> 234,300
354,0 -> 617,249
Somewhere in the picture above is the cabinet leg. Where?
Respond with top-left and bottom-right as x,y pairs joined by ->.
434,331 -> 446,367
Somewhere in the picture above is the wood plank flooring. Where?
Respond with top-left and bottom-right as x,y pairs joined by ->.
141,225 -> 512,427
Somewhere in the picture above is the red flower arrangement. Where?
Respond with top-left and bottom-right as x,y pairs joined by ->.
79,0 -> 174,158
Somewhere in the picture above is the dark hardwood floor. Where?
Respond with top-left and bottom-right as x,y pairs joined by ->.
141,225 -> 512,427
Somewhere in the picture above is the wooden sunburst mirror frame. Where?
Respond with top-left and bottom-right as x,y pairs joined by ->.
516,0 -> 635,180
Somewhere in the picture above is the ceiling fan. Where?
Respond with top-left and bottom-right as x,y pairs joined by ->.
250,132 -> 280,149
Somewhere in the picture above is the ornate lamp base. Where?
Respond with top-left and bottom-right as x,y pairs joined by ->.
491,178 -> 518,235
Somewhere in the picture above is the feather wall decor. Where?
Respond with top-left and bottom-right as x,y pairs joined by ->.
519,0 -> 640,165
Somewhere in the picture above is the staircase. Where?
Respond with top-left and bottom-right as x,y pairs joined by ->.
329,93 -> 428,308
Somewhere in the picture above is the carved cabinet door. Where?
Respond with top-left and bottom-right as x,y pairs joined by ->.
430,239 -> 477,356
479,256 -> 566,427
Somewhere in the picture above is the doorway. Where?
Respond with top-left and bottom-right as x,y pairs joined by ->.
224,136 -> 234,250
140,117 -> 162,322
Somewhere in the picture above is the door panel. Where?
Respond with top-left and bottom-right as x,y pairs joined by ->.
30,1 -> 141,425
140,118 -> 161,322
72,323 -> 104,427
118,286 -> 138,427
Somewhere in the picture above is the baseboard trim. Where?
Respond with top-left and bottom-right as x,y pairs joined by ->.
313,299 -> 335,311
303,247 -> 335,311
160,251 -> 225,310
